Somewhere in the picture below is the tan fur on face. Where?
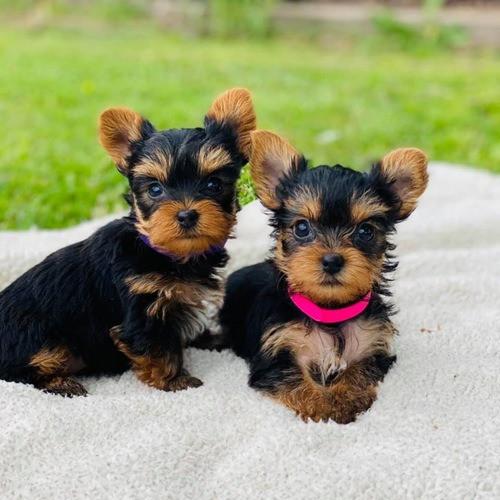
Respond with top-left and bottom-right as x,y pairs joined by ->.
284,187 -> 322,221
205,88 -> 256,158
198,145 -> 232,175
380,147 -> 428,219
133,152 -> 172,183
250,130 -> 302,209
351,192 -> 390,224
276,240 -> 381,306
136,199 -> 234,258
99,107 -> 146,173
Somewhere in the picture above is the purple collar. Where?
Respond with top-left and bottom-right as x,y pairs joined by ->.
138,234 -> 226,260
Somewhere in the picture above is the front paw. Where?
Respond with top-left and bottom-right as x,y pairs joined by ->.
281,383 -> 377,424
297,395 -> 374,424
163,373 -> 203,392
329,385 -> 377,424
328,386 -> 378,424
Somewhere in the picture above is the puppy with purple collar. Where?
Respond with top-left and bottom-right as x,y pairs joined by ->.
220,130 -> 428,423
0,88 -> 256,396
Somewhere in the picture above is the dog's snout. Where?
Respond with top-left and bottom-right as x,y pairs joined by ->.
177,209 -> 199,229
322,253 -> 344,275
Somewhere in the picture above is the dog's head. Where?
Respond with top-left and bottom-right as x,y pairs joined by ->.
99,88 -> 256,257
250,130 -> 428,305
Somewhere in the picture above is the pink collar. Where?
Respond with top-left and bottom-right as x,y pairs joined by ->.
288,289 -> 372,324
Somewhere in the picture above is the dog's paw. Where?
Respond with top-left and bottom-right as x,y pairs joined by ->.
289,384 -> 377,424
41,377 -> 88,398
296,403 -> 366,424
164,374 -> 203,392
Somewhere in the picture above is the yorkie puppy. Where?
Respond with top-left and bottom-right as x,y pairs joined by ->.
0,88 -> 256,396
220,130 -> 428,423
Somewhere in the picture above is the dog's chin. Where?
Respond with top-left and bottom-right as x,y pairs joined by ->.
295,279 -> 370,307
150,233 -> 224,257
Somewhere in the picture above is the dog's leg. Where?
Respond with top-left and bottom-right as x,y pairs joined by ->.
251,352 -> 391,424
113,279 -> 207,391
112,332 -> 202,392
29,345 -> 88,397
110,302 -> 202,392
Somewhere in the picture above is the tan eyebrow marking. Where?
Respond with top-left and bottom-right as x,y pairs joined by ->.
133,151 -> 171,183
350,193 -> 389,223
198,146 -> 232,175
285,187 -> 322,221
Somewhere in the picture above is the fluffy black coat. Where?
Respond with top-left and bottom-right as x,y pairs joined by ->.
0,88 -> 256,395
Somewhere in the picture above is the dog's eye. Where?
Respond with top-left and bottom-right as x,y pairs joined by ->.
357,223 -> 375,242
293,219 -> 312,240
148,183 -> 164,199
205,177 -> 223,195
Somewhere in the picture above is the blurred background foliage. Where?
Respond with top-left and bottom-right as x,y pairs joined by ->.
0,0 -> 499,229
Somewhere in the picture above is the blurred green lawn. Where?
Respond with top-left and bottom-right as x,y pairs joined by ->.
0,26 -> 499,229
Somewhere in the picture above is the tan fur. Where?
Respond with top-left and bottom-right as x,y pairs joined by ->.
380,147 -> 429,218
29,346 -> 73,375
262,318 -> 394,381
341,317 -> 395,366
111,328 -> 201,391
135,199 -> 234,259
276,240 -> 381,305
350,193 -> 390,224
272,377 -> 377,424
262,320 -> 392,423
198,146 -> 232,175
99,107 -> 145,173
126,273 -> 219,320
205,88 -> 256,158
30,347 -> 87,396
250,130 -> 302,209
284,187 -> 322,221
133,154 -> 171,183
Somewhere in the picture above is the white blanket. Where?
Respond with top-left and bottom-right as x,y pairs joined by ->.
0,163 -> 499,499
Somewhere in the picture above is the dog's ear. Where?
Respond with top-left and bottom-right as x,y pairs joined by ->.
372,147 -> 428,220
250,130 -> 306,210
99,107 -> 155,175
204,88 -> 256,161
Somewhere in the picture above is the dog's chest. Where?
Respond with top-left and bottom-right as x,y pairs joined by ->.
268,317 -> 393,385
299,322 -> 375,377
125,272 -> 222,342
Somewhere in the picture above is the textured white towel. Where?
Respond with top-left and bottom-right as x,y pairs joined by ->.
0,163 -> 499,500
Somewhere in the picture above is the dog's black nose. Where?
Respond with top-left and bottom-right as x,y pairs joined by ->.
177,209 -> 199,229
322,253 -> 344,275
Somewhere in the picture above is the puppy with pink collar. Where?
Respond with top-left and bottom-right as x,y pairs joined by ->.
219,130 -> 428,423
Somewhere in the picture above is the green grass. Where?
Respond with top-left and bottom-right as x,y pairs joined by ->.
0,26 -> 499,229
